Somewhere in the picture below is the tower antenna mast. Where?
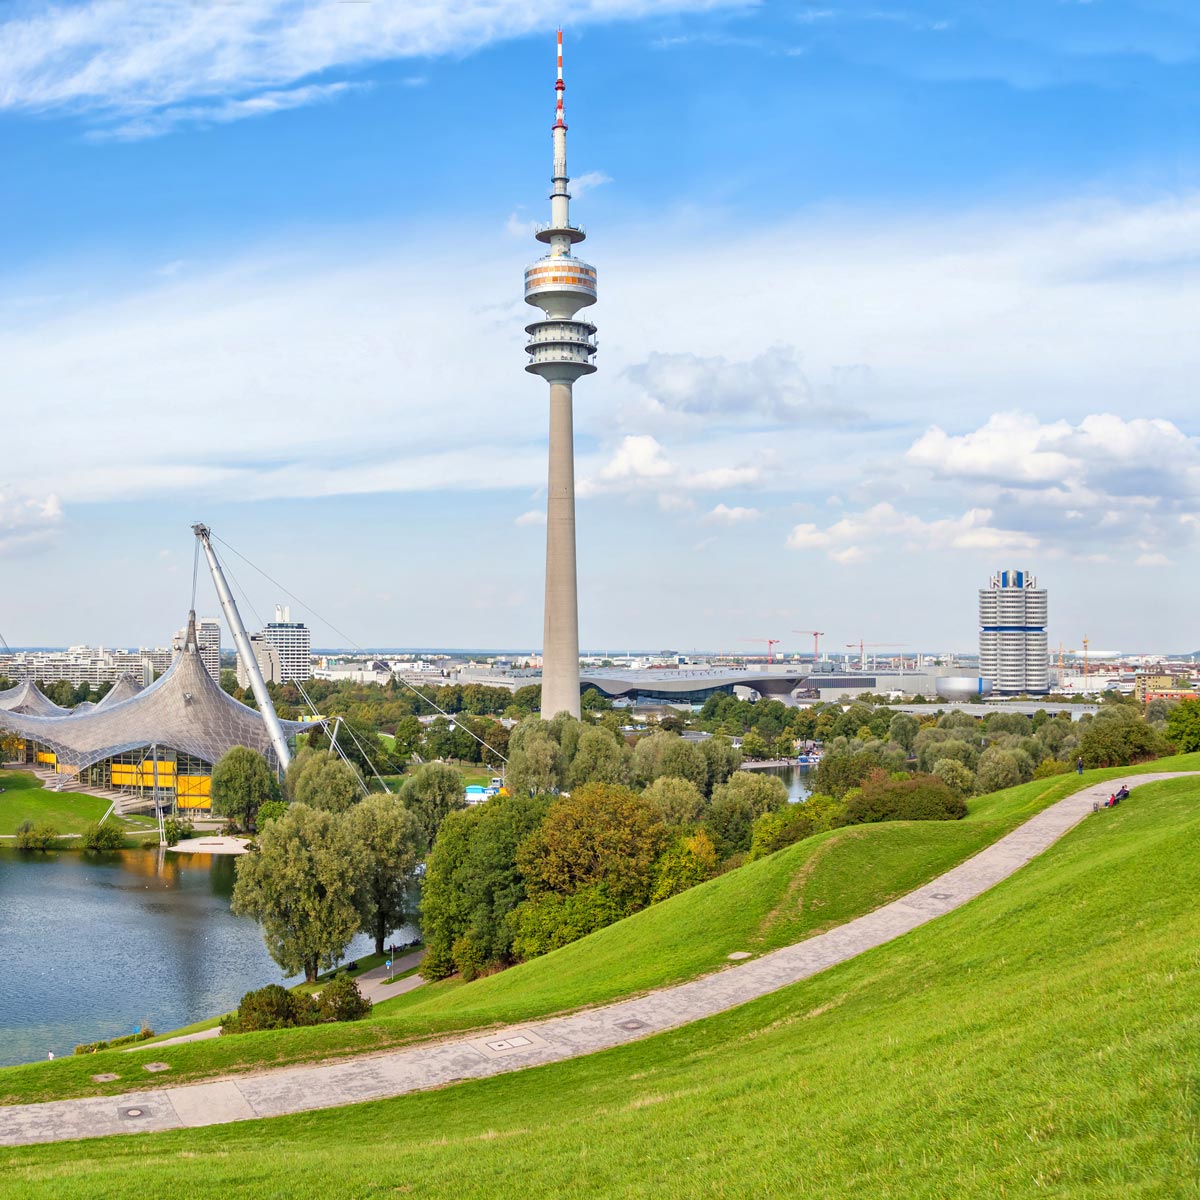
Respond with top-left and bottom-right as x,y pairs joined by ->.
523,30 -> 598,720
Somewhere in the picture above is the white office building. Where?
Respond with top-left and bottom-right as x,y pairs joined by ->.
174,617 -> 220,681
979,569 -> 1049,695
257,605 -> 312,684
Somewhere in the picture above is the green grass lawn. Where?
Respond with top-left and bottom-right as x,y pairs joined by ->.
3,756 -> 1193,1108
4,775 -> 1200,1196
0,772 -> 113,836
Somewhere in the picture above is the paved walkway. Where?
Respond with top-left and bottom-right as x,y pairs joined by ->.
0,772 -> 1187,1148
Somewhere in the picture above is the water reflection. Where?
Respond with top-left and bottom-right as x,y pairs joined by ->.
755,764 -> 812,803
0,849 -> 399,1066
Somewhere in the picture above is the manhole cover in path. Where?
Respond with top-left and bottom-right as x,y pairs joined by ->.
119,1107 -> 151,1120
617,1019 -> 648,1031
142,1062 -> 171,1073
930,893 -> 953,900
727,951 -> 752,960
92,1073 -> 120,1083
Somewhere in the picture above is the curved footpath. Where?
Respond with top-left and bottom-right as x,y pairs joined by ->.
1,772 -> 1189,1148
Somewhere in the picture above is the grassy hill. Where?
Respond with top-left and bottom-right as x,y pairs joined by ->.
1,758 -> 1193,1111
3,772 -> 1198,1195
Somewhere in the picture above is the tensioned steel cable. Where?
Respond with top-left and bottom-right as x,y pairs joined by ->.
210,533 -> 509,765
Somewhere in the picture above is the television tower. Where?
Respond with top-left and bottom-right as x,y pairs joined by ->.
524,30 -> 598,720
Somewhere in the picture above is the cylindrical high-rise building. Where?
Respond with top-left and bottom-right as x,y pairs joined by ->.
979,569 -> 1049,695
524,31 -> 598,720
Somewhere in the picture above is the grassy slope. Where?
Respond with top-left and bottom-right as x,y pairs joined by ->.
4,775 -> 1199,1197
1,757 -> 1194,1108
0,772 -> 112,836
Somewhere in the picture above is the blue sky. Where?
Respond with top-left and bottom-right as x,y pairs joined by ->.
1,0 -> 1198,654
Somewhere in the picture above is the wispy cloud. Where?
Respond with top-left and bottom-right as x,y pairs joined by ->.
0,0 -> 745,134
92,82 -> 361,141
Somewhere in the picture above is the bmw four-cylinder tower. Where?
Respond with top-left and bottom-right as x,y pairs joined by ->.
524,30 -> 597,721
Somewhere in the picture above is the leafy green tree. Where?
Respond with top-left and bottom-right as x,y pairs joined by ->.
397,762 -> 467,849
915,731 -> 979,774
257,799 -> 289,825
419,793 -> 550,980
658,738 -> 708,790
580,687 -> 613,711
308,718 -> 396,778
316,974 -> 372,1022
232,804 -> 364,982
505,730 -> 563,797
219,669 -> 240,695
975,747 -> 1023,795
292,752 -> 362,814
812,750 -> 883,799
211,746 -> 280,831
568,725 -> 629,787
345,794 -> 423,954
511,684 -> 542,714
221,984 -> 319,1034
1166,699 -> 1200,753
700,736 -> 742,794
739,729 -> 769,760
749,794 -> 842,860
712,771 -> 789,817
703,791 -> 754,859
651,830 -> 719,902
1079,715 -> 1169,768
517,784 -> 669,910
643,775 -> 706,828
931,758 -> 975,797
887,713 -> 920,753
1032,757 -> 1071,780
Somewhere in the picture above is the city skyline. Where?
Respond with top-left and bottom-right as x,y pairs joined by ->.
1,1 -> 1197,650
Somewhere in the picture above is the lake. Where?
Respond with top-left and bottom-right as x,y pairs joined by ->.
0,848 -> 400,1067
755,764 -> 813,802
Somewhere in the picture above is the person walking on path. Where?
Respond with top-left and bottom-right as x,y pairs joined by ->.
1077,757 -> 1085,775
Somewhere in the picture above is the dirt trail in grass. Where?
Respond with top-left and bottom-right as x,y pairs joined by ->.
3,771 -> 1190,1149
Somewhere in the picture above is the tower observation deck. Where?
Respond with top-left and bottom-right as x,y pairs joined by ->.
524,31 -> 596,721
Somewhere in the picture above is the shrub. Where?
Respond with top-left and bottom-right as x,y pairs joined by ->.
651,831 -> 720,902
14,820 -> 58,851
840,770 -> 966,825
748,793 -> 842,860
256,799 -> 289,825
1033,757 -> 1071,780
931,758 -> 975,797
316,973 -> 372,1022
162,817 -> 193,847
74,1028 -> 154,1054
221,984 -> 320,1035
81,821 -> 125,851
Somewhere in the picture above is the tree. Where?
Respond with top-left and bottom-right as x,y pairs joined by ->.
740,729 -> 769,760
211,746 -> 280,831
291,752 -> 362,813
700,736 -> 742,795
749,794 -> 841,860
975,747 -> 1023,795
651,831 -> 720,901
703,791 -> 754,859
812,750 -> 882,799
1166,699 -> 1200,753
644,775 -> 706,827
505,730 -> 563,797
580,687 -> 613,711
231,804 -> 364,982
219,669 -> 240,695
419,792 -> 551,980
658,738 -> 708,790
345,794 -> 423,954
712,771 -> 789,817
515,784 -> 669,915
568,725 -> 629,787
1078,716 -> 1169,768
307,718 -> 396,778
888,713 -> 920,753
931,758 -> 975,797
397,762 -> 467,849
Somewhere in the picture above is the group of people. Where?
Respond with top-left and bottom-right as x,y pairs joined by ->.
1100,785 -> 1131,809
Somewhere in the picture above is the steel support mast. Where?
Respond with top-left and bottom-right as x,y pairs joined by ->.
192,523 -> 292,771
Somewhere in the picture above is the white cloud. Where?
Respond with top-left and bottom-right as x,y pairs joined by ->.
570,170 -> 612,199
0,489 -> 63,555
787,502 -> 1039,561
579,435 -> 762,501
515,510 -> 546,526
1136,552 -> 1171,566
0,0 -> 742,130
704,503 -> 761,524
92,82 -> 360,141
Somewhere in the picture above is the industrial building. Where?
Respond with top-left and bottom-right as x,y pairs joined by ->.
979,569 -> 1050,695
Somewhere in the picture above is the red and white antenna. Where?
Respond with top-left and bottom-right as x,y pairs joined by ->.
553,28 -> 566,129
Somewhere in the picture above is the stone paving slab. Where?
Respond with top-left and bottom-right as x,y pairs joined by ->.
0,772 -> 1187,1148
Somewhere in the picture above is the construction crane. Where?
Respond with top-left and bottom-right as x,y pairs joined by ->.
845,640 -> 903,670
742,638 -> 781,664
1082,635 -> 1090,677
792,630 -> 825,663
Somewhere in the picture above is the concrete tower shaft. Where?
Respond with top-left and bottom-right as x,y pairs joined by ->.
524,31 -> 596,721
